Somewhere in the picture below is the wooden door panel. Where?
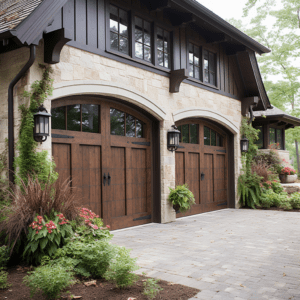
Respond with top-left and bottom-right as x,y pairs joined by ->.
131,148 -> 147,214
52,144 -> 71,183
187,153 -> 200,205
201,153 -> 214,204
175,152 -> 185,186
214,154 -> 226,203
109,147 -> 126,218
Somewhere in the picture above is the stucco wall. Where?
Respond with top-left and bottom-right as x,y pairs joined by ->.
0,42 -> 242,223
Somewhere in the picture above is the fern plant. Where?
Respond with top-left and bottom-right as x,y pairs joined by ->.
168,184 -> 195,213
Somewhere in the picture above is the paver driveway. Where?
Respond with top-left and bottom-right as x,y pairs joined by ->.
112,209 -> 300,299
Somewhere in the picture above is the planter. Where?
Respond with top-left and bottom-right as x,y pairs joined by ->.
279,174 -> 297,183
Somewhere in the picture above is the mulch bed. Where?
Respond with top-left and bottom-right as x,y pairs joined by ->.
0,266 -> 200,300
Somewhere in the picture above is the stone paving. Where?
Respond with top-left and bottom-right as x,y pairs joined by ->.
112,209 -> 300,299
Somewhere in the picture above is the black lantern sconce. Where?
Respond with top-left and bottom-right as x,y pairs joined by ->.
33,105 -> 51,143
167,125 -> 181,152
240,137 -> 249,153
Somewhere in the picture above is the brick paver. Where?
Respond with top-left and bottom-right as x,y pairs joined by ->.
112,209 -> 300,299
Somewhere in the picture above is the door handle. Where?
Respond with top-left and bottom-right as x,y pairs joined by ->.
201,172 -> 205,181
103,173 -> 107,186
108,173 -> 111,186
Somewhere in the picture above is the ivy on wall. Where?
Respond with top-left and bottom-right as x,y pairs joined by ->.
14,64 -> 58,186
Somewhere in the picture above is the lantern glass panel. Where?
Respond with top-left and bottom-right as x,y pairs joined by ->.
35,118 -> 40,134
40,116 -> 45,134
45,117 -> 49,134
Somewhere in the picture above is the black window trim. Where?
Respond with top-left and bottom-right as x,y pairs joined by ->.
203,48 -> 217,87
105,0 -> 172,71
269,127 -> 284,150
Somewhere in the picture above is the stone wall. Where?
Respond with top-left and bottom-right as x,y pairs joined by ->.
0,42 -> 242,223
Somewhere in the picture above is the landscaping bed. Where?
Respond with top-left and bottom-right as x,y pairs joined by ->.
0,267 -> 199,300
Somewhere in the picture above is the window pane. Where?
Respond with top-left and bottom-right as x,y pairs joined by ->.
204,126 -> 210,145
276,129 -> 282,149
164,53 -> 169,68
269,128 -> 276,145
216,134 -> 223,147
135,17 -> 143,29
110,19 -> 118,32
190,124 -> 198,144
82,104 -> 99,133
119,36 -> 128,54
209,52 -> 215,71
110,32 -> 118,51
211,130 -> 216,146
67,105 -> 81,131
182,124 -> 189,143
157,32 -> 163,51
178,126 -> 182,142
255,126 -> 263,149
158,50 -> 163,66
189,43 -> 193,64
194,46 -> 200,66
164,30 -> 169,52
119,9 -> 128,36
110,5 -> 118,18
210,72 -> 215,85
110,108 -> 125,136
189,64 -> 194,77
204,50 -> 208,70
135,28 -> 143,43
195,66 -> 200,80
144,21 -> 151,45
204,70 -> 209,83
135,42 -> 143,59
51,107 -> 66,130
144,45 -> 151,62
136,119 -> 143,138
126,114 -> 135,137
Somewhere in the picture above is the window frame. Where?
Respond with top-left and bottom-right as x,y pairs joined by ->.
105,0 -> 172,71
269,127 -> 284,150
202,48 -> 217,87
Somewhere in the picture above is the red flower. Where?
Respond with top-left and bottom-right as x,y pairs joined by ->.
106,225 -> 110,229
36,231 -> 39,234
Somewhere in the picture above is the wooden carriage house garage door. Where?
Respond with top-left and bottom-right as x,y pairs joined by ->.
175,119 -> 228,218
51,97 -> 152,230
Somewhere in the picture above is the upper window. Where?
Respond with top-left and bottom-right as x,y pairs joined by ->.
177,124 -> 198,144
188,43 -> 200,80
110,5 -> 129,55
51,104 -> 100,133
203,50 -> 216,86
270,127 -> 283,150
110,108 -> 144,138
204,126 -> 223,147
157,28 -> 170,68
135,17 -> 152,62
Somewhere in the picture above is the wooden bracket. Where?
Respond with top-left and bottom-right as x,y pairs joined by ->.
44,28 -> 72,64
170,69 -> 189,93
170,13 -> 195,27
226,45 -> 246,56
242,97 -> 259,116
206,33 -> 228,44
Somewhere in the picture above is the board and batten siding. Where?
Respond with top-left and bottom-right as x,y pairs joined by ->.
45,0 -> 245,101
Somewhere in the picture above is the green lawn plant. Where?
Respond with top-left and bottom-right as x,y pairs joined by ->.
104,246 -> 139,288
168,184 -> 195,213
23,264 -> 76,299
142,278 -> 163,299
23,212 -> 73,265
0,245 -> 10,289
290,193 -> 300,209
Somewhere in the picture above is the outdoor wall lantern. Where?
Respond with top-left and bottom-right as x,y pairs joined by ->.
33,105 -> 51,143
167,125 -> 181,152
240,137 -> 249,153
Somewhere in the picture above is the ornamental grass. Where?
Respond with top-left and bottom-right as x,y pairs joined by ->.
0,176 -> 80,253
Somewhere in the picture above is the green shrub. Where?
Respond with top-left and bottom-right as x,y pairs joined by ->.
0,246 -> 9,268
0,269 -> 10,289
23,264 -> 75,299
271,181 -> 284,193
259,189 -> 274,208
168,184 -> 195,213
23,212 -> 73,265
104,246 -> 139,288
54,238 -> 117,278
290,193 -> 300,209
142,278 -> 163,299
279,198 -> 293,210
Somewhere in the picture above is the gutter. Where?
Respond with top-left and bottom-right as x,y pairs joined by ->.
8,44 -> 36,184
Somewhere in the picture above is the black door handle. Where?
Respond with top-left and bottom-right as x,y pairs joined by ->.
108,173 -> 111,186
103,173 -> 106,186
201,172 -> 205,181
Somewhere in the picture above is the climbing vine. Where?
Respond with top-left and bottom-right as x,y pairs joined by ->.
14,64 -> 58,186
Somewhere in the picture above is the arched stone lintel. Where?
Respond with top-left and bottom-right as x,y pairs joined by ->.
173,107 -> 239,134
50,80 -> 167,121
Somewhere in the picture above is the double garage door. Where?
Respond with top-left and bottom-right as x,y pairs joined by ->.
51,98 -> 228,230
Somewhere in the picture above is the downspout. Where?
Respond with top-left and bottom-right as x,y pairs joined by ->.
8,44 -> 36,184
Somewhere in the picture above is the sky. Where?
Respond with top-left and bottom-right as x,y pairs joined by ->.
197,0 -> 248,21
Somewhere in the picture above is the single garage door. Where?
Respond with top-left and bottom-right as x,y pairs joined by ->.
51,97 -> 152,230
175,119 -> 228,218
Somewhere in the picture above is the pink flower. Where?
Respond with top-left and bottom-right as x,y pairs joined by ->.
38,226 -> 42,230
106,225 -> 110,229
93,225 -> 98,230
36,231 -> 39,234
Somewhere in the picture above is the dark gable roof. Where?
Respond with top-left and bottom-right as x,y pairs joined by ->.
0,0 -> 43,34
253,106 -> 300,127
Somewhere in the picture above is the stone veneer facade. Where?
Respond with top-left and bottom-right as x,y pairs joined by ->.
0,41 -> 242,222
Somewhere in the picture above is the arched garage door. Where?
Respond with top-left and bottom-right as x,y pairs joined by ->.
51,96 -> 152,230
175,119 -> 228,218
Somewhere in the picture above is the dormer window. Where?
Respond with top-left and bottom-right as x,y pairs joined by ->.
157,27 -> 170,68
135,17 -> 152,62
188,43 -> 200,80
203,49 -> 216,86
